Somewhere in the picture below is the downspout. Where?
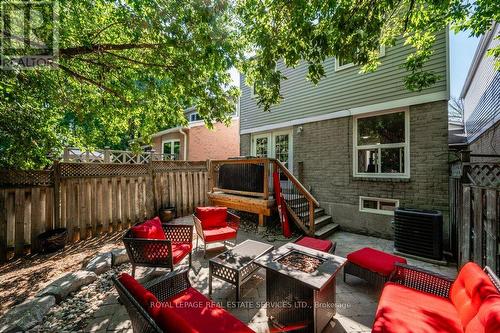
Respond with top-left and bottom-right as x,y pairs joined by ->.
179,128 -> 187,160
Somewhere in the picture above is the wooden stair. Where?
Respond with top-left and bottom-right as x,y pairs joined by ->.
274,160 -> 339,239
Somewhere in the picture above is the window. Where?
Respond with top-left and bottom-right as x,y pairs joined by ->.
359,196 -> 399,215
353,109 -> 409,178
189,113 -> 202,122
162,140 -> 180,160
335,46 -> 386,71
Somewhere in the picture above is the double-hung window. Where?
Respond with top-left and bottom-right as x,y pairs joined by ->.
353,109 -> 409,178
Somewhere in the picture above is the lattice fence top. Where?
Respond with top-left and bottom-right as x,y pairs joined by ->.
0,170 -> 53,187
59,163 -> 149,178
152,161 -> 208,172
467,163 -> 500,188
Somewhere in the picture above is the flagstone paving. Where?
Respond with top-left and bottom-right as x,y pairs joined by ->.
81,216 -> 457,333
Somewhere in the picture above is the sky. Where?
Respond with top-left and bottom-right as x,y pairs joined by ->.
230,29 -> 481,100
449,30 -> 480,99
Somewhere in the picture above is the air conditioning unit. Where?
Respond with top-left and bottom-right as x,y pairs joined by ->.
394,208 -> 443,261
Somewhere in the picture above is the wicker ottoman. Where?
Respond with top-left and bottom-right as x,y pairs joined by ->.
294,236 -> 336,254
344,247 -> 407,290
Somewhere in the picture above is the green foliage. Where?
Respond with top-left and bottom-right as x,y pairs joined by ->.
237,0 -> 500,110
0,0 -> 240,169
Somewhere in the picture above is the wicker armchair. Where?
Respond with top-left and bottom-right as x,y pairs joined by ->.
112,270 -> 191,333
193,209 -> 240,257
123,223 -> 193,277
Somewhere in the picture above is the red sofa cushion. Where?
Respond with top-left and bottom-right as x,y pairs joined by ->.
155,287 -> 254,333
131,217 -> 166,240
196,207 -> 228,229
142,242 -> 192,263
347,247 -> 407,276
203,226 -> 237,243
295,237 -> 333,253
172,242 -> 192,264
450,262 -> 499,328
465,295 -> 500,333
372,282 -> 463,333
118,273 -> 159,316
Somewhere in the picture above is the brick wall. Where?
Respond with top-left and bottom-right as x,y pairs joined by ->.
240,134 -> 251,156
188,120 -> 240,160
292,100 -> 450,239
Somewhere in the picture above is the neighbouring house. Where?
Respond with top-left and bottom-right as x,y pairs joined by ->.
151,107 -> 240,160
239,30 -> 450,241
460,22 -> 500,162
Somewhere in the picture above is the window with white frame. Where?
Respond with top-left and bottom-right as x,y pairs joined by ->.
188,113 -> 202,122
162,140 -> 180,160
359,196 -> 399,215
335,46 -> 386,71
353,109 -> 409,178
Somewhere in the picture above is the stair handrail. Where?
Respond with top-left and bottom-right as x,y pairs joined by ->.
272,159 -> 319,207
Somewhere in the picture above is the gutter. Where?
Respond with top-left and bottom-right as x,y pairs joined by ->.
179,128 -> 187,160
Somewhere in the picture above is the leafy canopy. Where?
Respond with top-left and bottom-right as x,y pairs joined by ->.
0,0 -> 241,169
0,0 -> 499,169
238,0 -> 500,110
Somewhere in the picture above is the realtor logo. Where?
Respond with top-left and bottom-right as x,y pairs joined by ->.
0,1 -> 59,70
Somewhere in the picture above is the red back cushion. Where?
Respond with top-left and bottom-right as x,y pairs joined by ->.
450,262 -> 499,328
131,217 -> 166,240
465,295 -> 500,333
195,207 -> 228,229
118,273 -> 159,317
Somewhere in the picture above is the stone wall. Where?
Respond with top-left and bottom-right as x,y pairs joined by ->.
291,100 -> 449,240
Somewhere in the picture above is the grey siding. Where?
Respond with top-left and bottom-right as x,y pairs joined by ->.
240,31 -> 448,132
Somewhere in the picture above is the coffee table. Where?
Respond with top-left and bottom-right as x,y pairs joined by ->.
209,239 -> 274,301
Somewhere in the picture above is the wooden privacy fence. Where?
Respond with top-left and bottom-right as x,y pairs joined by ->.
0,161 -> 209,262
459,185 -> 499,275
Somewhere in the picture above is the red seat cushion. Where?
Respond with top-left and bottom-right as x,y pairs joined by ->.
465,295 -> 500,333
196,207 -> 228,229
203,226 -> 237,243
131,217 -> 166,240
372,282 -> 463,333
347,247 -> 406,276
295,237 -> 333,253
172,242 -> 192,264
155,287 -> 254,333
450,262 -> 500,328
118,273 -> 159,316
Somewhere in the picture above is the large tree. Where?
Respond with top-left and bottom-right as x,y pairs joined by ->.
0,0 -> 240,169
238,0 -> 499,110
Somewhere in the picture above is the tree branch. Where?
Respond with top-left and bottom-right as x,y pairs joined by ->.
54,62 -> 129,103
59,43 -> 160,57
103,51 -> 174,69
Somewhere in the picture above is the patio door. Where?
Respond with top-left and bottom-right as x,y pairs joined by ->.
252,130 -> 293,173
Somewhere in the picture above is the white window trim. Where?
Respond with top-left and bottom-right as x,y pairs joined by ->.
335,45 -> 386,72
352,107 -> 410,179
251,129 -> 293,173
162,139 -> 180,158
359,196 -> 400,216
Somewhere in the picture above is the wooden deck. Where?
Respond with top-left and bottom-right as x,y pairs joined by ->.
208,191 -> 276,226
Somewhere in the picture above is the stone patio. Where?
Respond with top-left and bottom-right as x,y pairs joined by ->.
83,217 -> 457,333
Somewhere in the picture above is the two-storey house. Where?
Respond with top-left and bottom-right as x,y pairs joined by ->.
239,31 -> 450,241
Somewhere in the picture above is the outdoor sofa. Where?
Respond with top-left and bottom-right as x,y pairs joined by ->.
372,262 -> 500,333
113,270 -> 254,333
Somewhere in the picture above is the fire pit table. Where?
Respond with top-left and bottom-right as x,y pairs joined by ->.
209,239 -> 274,301
255,242 -> 347,333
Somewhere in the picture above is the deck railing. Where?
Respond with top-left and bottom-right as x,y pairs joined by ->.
208,158 -> 319,235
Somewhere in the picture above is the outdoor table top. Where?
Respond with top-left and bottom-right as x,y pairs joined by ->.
209,239 -> 274,271
255,242 -> 347,290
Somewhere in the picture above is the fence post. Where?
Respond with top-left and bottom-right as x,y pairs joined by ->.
104,147 -> 111,163
461,186 -> 471,266
0,189 -> 7,263
485,189 -> 498,272
473,187 -> 483,265
147,159 -> 156,216
53,160 -> 61,229
63,147 -> 70,162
